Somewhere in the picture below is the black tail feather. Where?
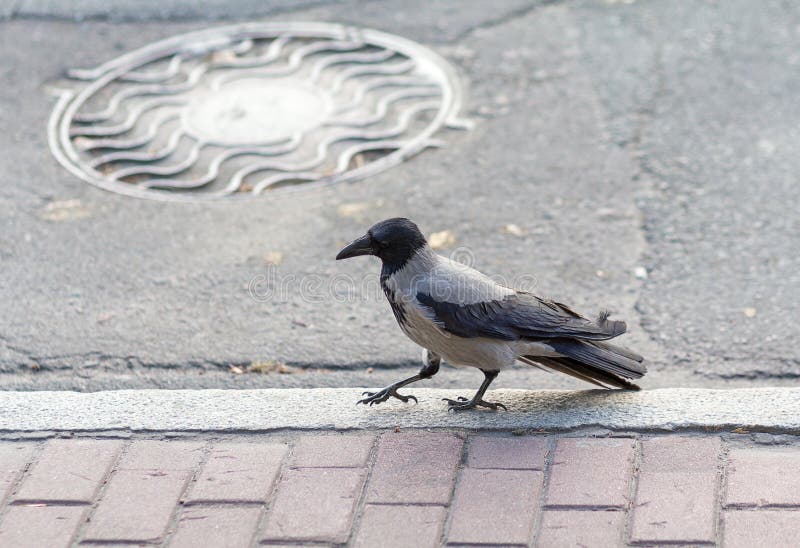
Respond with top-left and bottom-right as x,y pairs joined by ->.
546,339 -> 646,379
521,355 -> 640,390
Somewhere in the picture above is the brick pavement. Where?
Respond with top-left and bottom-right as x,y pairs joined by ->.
0,430 -> 796,547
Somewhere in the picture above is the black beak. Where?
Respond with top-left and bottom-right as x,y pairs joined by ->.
336,234 -> 375,260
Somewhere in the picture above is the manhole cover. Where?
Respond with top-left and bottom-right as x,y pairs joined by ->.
48,22 -> 469,201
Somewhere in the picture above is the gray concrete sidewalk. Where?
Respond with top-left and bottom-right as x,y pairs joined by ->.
2,387 -> 799,433
2,0 -> 799,390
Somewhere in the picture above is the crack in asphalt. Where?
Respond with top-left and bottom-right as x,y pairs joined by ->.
449,0 -> 563,44
0,0 -> 347,22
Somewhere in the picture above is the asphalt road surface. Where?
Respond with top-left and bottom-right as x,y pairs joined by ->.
1,0 -> 798,390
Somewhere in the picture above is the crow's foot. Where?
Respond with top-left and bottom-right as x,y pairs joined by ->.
358,386 -> 418,406
442,396 -> 507,411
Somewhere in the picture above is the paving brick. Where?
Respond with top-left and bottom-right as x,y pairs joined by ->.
630,437 -> 720,544
546,438 -> 634,508
262,468 -> 365,543
81,440 -> 205,542
290,433 -> 374,468
0,443 -> 36,505
0,505 -> 85,548
723,510 -> 799,548
186,442 -> 287,503
119,440 -> 205,470
537,510 -> 624,547
726,448 -> 800,507
467,435 -> 548,469
83,469 -> 193,542
366,432 -> 463,504
170,506 -> 261,548
353,504 -> 446,548
640,436 -> 721,471
447,469 -> 542,545
14,439 -> 122,503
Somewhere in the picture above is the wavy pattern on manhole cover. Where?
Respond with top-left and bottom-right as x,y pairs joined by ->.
48,22 -> 470,201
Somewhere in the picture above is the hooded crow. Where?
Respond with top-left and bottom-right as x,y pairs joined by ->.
336,218 -> 646,410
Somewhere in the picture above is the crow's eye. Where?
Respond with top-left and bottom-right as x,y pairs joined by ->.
377,240 -> 390,249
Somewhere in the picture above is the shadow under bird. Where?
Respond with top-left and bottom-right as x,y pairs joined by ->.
336,218 -> 646,410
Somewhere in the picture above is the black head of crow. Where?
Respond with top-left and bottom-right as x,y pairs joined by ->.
337,217 -> 645,411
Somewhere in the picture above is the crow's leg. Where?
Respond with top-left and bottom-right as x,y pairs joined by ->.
443,369 -> 507,411
358,350 -> 441,406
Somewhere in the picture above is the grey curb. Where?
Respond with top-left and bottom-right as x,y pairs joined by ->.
0,388 -> 798,433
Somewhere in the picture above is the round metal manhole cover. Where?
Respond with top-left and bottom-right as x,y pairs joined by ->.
48,22 -> 469,201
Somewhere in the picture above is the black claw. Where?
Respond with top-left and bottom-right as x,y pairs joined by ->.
358,386 -> 417,406
443,397 -> 508,411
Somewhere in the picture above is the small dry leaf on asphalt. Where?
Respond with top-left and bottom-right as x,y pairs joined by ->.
502,223 -> 524,237
428,230 -> 456,249
337,202 -> 370,218
228,365 -> 244,375
731,427 -> 749,434
247,361 -> 299,374
743,307 -> 757,318
263,251 -> 284,265
39,199 -> 91,222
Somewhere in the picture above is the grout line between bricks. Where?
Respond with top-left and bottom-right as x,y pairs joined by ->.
181,499 -> 267,507
250,436 -> 294,547
714,436 -> 729,548
344,431 -> 386,547
542,503 -> 628,511
10,499 -> 91,506
438,431 -> 470,547
70,438 -> 132,548
364,501 -> 449,507
0,439 -> 46,531
725,503 -> 800,510
528,434 -> 556,546
623,435 -> 642,547
159,440 -> 215,548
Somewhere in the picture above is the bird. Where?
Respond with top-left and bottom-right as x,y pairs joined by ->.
336,217 -> 645,411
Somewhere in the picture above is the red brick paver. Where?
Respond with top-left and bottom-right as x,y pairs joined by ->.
84,468 -> 194,543
290,433 -> 374,467
366,431 -> 463,504
725,448 -> 800,507
447,468 -> 542,545
354,504 -> 447,548
14,439 -> 122,503
0,443 -> 35,505
0,431 -> 796,546
186,442 -> 287,503
538,509 -> 626,547
83,441 -> 203,543
171,506 -> 262,548
722,510 -> 799,548
468,435 -> 548,469
0,505 -> 86,548
546,437 -> 635,508
262,467 -> 366,543
630,436 -> 721,544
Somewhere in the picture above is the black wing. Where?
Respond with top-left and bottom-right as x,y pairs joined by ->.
416,291 -> 626,341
